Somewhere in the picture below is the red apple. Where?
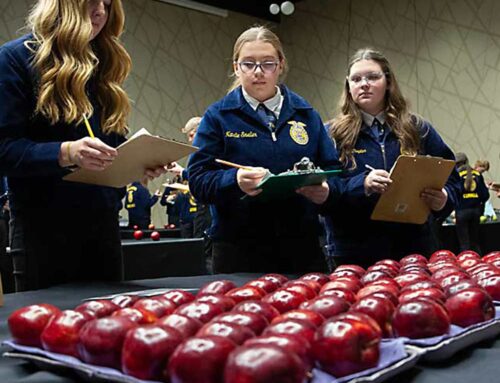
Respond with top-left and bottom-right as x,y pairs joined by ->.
198,279 -> 237,296
232,300 -> 280,322
367,264 -> 398,278
312,315 -> 381,377
224,344 -> 307,383
444,279 -> 479,297
133,225 -> 139,230
320,288 -> 357,304
394,272 -> 430,288
262,289 -> 308,314
477,275 -> 500,300
75,300 -> 119,318
400,280 -> 441,293
321,277 -> 362,294
350,296 -> 395,338
195,294 -> 235,312
375,259 -> 401,270
122,325 -> 183,380
271,309 -> 325,328
400,254 -> 428,266
111,307 -> 157,324
150,231 -> 160,241
261,273 -> 289,285
457,250 -> 480,262
244,334 -> 312,371
300,272 -> 330,286
148,224 -> 155,230
439,272 -> 470,289
483,251 -> 500,263
133,230 -> 144,240
8,304 -> 61,347
331,264 -> 365,278
156,313 -> 203,339
262,319 -> 316,344
392,298 -> 450,338
161,289 -> 196,307
78,316 -> 137,368
245,278 -> 281,293
282,282 -> 317,300
445,287 -> 495,327
168,223 -> 176,229
197,321 -> 255,345
356,283 -> 399,301
432,266 -> 463,282
299,295 -> 350,319
398,288 -> 446,304
111,295 -> 140,308
174,301 -> 223,323
213,311 -> 269,335
363,290 -> 399,307
226,286 -> 266,304
164,223 -> 169,229
41,310 -> 92,357
430,249 -> 456,262
133,298 -> 175,318
167,336 -> 236,383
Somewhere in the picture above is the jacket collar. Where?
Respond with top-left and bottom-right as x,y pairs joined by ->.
220,85 -> 312,129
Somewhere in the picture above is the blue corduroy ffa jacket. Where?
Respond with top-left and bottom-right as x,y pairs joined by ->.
188,85 -> 342,241
322,118 -> 461,259
0,34 -> 125,213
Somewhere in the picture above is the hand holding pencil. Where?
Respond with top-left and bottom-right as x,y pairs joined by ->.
216,158 -> 268,197
58,115 -> 117,170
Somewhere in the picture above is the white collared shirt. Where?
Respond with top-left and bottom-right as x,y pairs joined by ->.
242,86 -> 284,120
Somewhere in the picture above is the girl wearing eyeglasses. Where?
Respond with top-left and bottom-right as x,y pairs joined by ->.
188,26 -> 341,274
322,48 -> 461,267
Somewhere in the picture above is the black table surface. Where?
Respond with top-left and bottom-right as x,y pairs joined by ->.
1,274 -> 500,383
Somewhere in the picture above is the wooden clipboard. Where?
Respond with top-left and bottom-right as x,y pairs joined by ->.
371,155 -> 455,224
64,129 -> 197,188
162,182 -> 190,192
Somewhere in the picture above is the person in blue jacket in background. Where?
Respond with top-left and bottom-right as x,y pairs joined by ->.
188,26 -> 342,274
454,152 -> 490,254
125,178 -> 161,229
321,48 -> 461,268
0,0 -> 167,291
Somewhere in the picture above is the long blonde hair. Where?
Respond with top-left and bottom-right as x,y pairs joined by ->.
329,48 -> 420,169
27,0 -> 131,135
228,25 -> 288,93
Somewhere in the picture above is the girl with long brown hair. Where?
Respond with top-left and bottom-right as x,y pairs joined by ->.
323,48 -> 461,267
0,0 -> 166,291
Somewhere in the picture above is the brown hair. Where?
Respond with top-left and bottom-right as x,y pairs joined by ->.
456,152 -> 473,191
328,48 -> 421,169
228,25 -> 288,92
474,159 -> 490,172
27,0 -> 131,135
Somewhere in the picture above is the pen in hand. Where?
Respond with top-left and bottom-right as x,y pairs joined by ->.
365,164 -> 375,171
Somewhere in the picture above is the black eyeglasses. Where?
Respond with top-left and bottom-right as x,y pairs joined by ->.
236,60 -> 280,74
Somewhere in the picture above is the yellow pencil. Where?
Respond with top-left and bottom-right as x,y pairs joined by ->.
83,114 -> 95,138
215,158 -> 253,171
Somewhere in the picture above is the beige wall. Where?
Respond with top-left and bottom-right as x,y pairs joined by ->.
1,0 -> 499,225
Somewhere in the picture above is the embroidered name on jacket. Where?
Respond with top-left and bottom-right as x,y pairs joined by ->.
288,121 -> 309,145
225,131 -> 258,138
353,148 -> 367,154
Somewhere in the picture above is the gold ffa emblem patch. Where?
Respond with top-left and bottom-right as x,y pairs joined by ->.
288,121 -> 309,145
